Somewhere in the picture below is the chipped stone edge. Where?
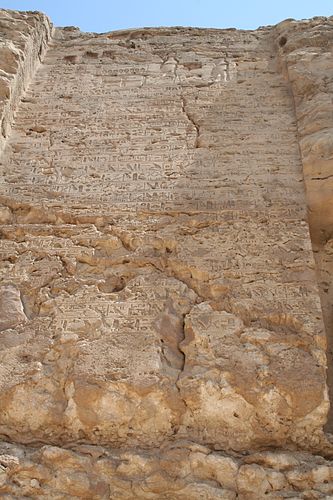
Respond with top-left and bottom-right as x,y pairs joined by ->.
0,10 -> 53,155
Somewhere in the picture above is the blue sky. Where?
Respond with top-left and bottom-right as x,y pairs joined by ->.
1,0 -> 332,32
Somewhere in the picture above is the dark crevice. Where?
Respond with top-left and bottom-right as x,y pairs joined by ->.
181,95 -> 201,148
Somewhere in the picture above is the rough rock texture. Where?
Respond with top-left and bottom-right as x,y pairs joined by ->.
276,17 -> 333,432
2,440 -> 333,499
0,8 -> 333,498
0,9 -> 52,154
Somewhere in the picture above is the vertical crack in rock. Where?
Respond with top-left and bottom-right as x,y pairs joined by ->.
181,95 -> 200,148
0,10 -> 333,497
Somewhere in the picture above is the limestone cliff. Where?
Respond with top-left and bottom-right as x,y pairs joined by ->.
0,9 -> 333,498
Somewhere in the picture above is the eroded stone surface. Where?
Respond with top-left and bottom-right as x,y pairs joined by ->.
1,441 -> 333,499
0,8 -> 333,498
275,16 -> 333,431
0,9 -> 52,153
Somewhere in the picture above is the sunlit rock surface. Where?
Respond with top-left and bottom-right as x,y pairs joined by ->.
0,8 -> 333,498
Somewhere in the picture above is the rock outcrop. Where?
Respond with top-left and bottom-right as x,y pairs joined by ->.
0,10 -> 51,154
276,17 -> 333,433
0,8 -> 332,498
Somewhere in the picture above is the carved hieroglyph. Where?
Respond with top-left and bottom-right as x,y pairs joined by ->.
0,9 -> 333,499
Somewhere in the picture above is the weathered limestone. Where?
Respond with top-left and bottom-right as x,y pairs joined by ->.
0,9 -> 52,154
1,440 -> 333,499
0,8 -> 333,498
275,17 -> 333,431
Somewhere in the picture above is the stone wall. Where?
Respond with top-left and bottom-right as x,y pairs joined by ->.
275,17 -> 333,431
1,440 -> 333,498
0,9 -> 52,155
0,9 -> 333,499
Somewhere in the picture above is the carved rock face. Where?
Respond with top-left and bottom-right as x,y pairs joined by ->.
0,8 -> 333,498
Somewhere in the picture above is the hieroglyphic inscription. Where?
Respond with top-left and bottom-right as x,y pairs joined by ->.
0,21 -> 328,452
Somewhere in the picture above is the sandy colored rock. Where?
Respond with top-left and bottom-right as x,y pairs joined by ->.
178,303 -> 327,450
0,441 -> 333,498
0,7 -> 332,499
0,9 -> 52,153
0,285 -> 27,331
275,17 -> 333,432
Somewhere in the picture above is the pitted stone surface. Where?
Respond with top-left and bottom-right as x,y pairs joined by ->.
276,16 -> 333,431
0,8 -> 333,499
